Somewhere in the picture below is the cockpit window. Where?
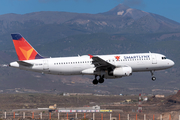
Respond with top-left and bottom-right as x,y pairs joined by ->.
162,57 -> 166,60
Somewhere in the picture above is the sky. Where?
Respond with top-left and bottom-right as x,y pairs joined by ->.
0,0 -> 180,23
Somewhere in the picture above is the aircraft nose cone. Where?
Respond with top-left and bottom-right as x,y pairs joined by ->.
169,60 -> 175,67
171,60 -> 175,66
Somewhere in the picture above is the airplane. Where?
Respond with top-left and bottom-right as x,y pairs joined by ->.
9,34 -> 175,85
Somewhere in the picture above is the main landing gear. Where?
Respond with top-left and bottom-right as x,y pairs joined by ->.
92,75 -> 104,85
150,71 -> 156,81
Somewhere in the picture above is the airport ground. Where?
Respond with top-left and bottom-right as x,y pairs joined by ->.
0,93 -> 179,119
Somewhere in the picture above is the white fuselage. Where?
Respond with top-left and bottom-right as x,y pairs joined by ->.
10,53 -> 174,79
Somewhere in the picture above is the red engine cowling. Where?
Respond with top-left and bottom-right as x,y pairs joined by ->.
110,67 -> 132,76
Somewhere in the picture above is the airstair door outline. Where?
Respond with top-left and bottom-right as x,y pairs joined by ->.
152,55 -> 157,64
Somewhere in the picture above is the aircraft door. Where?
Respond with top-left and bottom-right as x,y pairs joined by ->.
152,55 -> 157,64
43,60 -> 49,71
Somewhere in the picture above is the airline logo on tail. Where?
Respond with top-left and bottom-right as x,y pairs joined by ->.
11,34 -> 43,61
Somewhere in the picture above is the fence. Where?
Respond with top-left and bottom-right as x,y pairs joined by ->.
2,112 -> 180,120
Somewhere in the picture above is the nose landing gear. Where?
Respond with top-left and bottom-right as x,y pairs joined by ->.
150,71 -> 156,81
152,76 -> 156,81
92,75 -> 105,85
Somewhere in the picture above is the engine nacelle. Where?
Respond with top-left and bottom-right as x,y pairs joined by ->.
109,67 -> 132,77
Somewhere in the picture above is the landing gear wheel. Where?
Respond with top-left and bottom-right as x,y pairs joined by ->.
152,77 -> 156,81
92,79 -> 98,85
150,71 -> 156,81
99,78 -> 104,83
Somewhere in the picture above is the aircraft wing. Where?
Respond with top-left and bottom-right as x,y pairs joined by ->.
17,61 -> 33,67
91,56 -> 115,70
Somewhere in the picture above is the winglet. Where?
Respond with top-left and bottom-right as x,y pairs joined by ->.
88,54 -> 94,59
11,33 -> 44,61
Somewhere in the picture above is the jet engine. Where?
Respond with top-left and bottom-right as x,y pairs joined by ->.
109,67 -> 132,76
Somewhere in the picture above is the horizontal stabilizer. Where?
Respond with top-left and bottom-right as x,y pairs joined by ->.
17,61 -> 33,67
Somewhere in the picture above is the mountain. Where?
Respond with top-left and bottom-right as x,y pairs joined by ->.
0,4 -> 179,36
0,4 -> 179,52
0,4 -> 179,94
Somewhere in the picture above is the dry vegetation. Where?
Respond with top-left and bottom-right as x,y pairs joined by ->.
0,93 -> 179,115
0,93 -> 138,111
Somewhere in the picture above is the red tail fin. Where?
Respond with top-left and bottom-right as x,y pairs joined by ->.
11,34 -> 43,61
